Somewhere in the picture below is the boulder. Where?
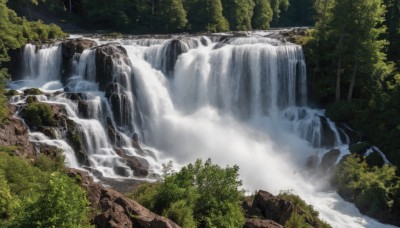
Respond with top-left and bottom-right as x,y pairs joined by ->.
95,44 -> 130,91
244,218 -> 283,228
164,38 -> 198,75
320,149 -> 340,171
67,169 -> 180,228
78,100 -> 90,119
305,155 -> 319,170
252,190 -> 294,225
61,39 -> 97,60
320,117 -> 337,148
115,149 -> 149,177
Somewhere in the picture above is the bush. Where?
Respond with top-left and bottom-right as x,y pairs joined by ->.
332,155 -> 400,218
131,159 -> 245,227
0,152 -> 90,227
279,191 -> 330,228
21,102 -> 56,128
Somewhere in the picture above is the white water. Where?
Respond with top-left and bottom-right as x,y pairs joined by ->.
8,35 -> 396,228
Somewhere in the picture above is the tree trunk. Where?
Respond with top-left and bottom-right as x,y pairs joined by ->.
335,31 -> 345,102
347,62 -> 358,102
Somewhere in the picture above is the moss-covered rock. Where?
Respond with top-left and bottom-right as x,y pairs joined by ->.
5,90 -> 19,96
26,96 -> 38,104
21,102 -> 56,129
23,88 -> 43,96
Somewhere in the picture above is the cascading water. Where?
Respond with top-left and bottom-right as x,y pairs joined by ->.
8,34 -> 395,228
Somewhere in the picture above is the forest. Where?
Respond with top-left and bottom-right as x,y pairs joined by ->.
1,0 -> 400,227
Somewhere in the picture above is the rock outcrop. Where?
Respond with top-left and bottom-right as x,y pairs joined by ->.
244,218 -> 283,228
67,169 -> 180,228
252,190 -> 294,225
0,105 -> 35,156
320,149 -> 340,171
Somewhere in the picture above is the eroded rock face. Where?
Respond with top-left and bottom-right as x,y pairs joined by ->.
62,39 -> 97,60
244,218 -> 283,228
67,169 -> 180,228
95,44 -> 130,91
0,105 -> 35,156
320,149 -> 340,171
252,190 -> 294,226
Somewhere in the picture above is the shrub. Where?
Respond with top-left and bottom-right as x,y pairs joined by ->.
332,155 -> 400,217
279,191 -> 331,228
131,159 -> 245,227
21,102 -> 56,128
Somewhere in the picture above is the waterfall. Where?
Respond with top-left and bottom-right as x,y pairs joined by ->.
8,35 -> 394,228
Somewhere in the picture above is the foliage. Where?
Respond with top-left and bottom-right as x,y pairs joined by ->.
332,155 -> 400,217
279,191 -> 331,228
0,151 -> 90,227
21,102 -> 56,128
131,159 -> 245,227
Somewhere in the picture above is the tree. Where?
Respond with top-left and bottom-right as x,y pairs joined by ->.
132,159 -> 245,227
222,0 -> 255,30
320,0 -> 387,102
159,0 -> 188,32
252,0 -> 273,29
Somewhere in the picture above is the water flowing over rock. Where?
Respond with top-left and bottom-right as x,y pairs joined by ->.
8,33 -> 393,228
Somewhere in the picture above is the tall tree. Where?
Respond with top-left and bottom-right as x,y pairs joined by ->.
185,0 -> 229,32
222,0 -> 255,30
384,0 -> 400,67
252,0 -> 273,29
318,0 -> 387,102
159,0 -> 188,32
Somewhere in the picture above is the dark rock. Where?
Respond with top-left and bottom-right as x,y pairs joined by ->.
61,39 -> 97,60
115,149 -> 149,177
0,105 -> 35,156
78,100 -> 90,118
305,155 -> 319,169
242,197 -> 262,218
252,190 -> 294,225
23,88 -> 43,95
113,166 -> 131,177
365,151 -> 385,168
67,169 -> 180,228
38,126 -> 57,139
244,218 -> 283,228
320,116 -> 337,148
320,149 -> 340,171
164,38 -> 199,75
105,82 -> 120,98
349,142 -> 371,156
25,96 -> 38,103
95,45 -> 130,91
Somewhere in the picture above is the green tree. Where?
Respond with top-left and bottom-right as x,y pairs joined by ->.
132,159 -> 245,227
185,0 -> 229,32
222,0 -> 255,30
252,0 -> 273,29
159,0 -> 188,32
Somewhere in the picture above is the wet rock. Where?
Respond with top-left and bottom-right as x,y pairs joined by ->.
61,39 -> 97,60
95,45 -> 130,91
305,155 -> 319,169
252,190 -> 294,225
25,96 -> 38,103
113,166 -> 131,177
320,149 -> 340,171
0,105 -> 35,156
115,149 -> 149,177
244,218 -> 283,228
349,142 -> 371,156
67,169 -> 180,228
320,116 -> 336,148
365,151 -> 385,168
132,133 -> 141,149
23,88 -> 43,95
38,126 -> 57,139
78,100 -> 90,118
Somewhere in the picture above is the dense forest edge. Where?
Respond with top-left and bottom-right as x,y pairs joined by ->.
1,0 -> 400,227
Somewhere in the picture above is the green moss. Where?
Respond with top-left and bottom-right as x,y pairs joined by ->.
25,96 -> 38,104
23,88 -> 43,96
21,102 -> 56,128
279,191 -> 331,228
5,90 -> 19,96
